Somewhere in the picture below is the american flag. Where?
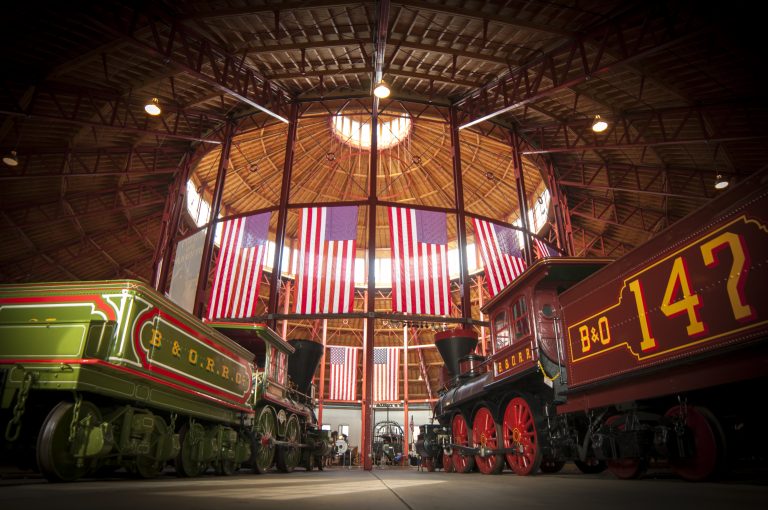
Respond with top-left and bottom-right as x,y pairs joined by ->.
295,206 -> 358,314
473,218 -> 527,298
328,346 -> 357,401
373,347 -> 400,402
388,207 -> 450,315
534,238 -> 562,259
207,213 -> 270,319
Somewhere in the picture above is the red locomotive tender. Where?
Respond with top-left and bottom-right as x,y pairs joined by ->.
419,170 -> 768,480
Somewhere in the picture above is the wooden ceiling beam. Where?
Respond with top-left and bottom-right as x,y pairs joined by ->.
456,5 -> 704,129
89,3 -> 292,122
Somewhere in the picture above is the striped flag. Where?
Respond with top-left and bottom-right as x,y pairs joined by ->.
534,238 -> 562,259
207,213 -> 270,319
388,207 -> 450,315
473,218 -> 527,298
295,206 -> 358,314
373,347 -> 400,402
329,346 -> 358,401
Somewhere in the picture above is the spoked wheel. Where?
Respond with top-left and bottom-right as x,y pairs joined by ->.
276,414 -> 301,472
252,407 -> 277,474
574,457 -> 607,474
442,452 -> 454,472
472,406 -> 504,474
176,422 -> 207,477
502,396 -> 543,476
451,413 -> 475,473
665,405 -> 722,481
37,400 -> 102,482
605,415 -> 647,480
540,457 -> 566,474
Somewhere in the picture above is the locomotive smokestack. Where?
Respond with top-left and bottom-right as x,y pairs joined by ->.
287,339 -> 324,395
434,329 -> 478,377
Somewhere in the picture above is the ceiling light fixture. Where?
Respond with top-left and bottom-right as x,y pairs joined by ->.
714,173 -> 729,190
373,81 -> 391,99
591,114 -> 608,133
144,97 -> 162,116
2,150 -> 19,167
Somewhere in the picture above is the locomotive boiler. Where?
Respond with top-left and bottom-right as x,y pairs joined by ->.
422,170 -> 768,481
0,281 -> 331,481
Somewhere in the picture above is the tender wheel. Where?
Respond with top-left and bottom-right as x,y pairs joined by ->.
134,415 -> 169,479
472,406 -> 504,474
502,396 -> 542,476
574,457 -> 607,474
605,415 -> 647,480
540,457 -> 566,474
665,405 -> 722,481
442,452 -> 454,472
176,422 -> 207,477
37,400 -> 102,482
451,413 -> 475,473
276,414 -> 301,473
252,407 -> 277,474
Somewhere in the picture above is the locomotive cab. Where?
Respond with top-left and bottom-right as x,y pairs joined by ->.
483,258 -> 611,398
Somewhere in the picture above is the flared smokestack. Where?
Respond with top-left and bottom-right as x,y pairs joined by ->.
434,329 -> 478,377
287,339 -> 324,395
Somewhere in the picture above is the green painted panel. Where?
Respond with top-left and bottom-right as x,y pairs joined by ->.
0,324 -> 87,358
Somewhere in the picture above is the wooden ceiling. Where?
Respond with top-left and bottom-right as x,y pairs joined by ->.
2,1 -> 767,400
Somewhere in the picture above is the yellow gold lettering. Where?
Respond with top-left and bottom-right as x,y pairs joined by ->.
701,232 -> 754,321
171,341 -> 181,357
579,325 -> 591,352
150,329 -> 162,348
188,349 -> 198,364
598,316 -> 611,345
205,357 -> 215,372
629,279 -> 657,351
526,348 -> 531,360
661,257 -> 705,336
518,352 -> 523,363
221,365 -> 229,379
504,358 -> 510,369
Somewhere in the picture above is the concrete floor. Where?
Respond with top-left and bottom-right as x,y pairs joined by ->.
1,465 -> 767,510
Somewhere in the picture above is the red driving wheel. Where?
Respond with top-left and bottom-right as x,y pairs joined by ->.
665,405 -> 721,481
451,413 -> 475,473
605,414 -> 647,479
502,396 -> 542,476
442,452 -> 454,472
472,406 -> 504,474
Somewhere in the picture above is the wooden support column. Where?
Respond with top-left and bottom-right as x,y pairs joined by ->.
318,318 -> 328,426
477,274 -> 487,356
152,151 -> 193,293
281,238 -> 295,339
362,100 -> 379,470
510,129 -> 533,266
545,158 -> 571,254
402,325 -> 409,459
449,106 -> 471,322
194,121 -> 234,318
268,102 -> 300,329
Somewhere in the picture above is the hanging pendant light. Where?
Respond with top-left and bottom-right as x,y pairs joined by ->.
373,81 -> 391,99
144,97 -> 162,116
714,173 -> 729,190
591,114 -> 608,133
2,150 -> 19,167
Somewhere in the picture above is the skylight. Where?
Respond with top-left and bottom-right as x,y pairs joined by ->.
331,113 -> 411,150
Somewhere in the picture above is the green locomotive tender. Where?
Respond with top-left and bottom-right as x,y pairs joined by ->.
0,280 -> 331,481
